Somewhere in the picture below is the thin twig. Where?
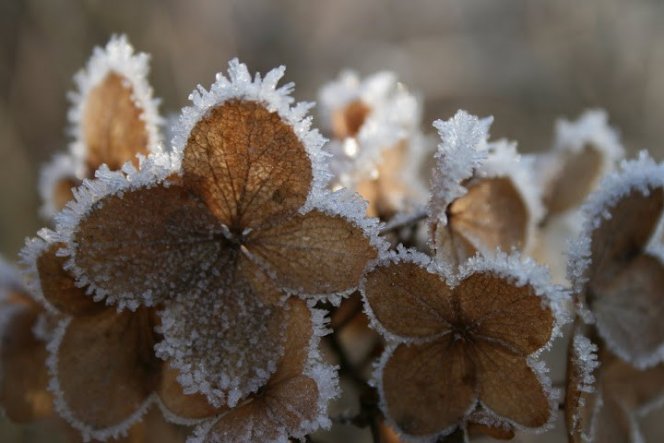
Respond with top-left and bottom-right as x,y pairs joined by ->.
379,209 -> 428,235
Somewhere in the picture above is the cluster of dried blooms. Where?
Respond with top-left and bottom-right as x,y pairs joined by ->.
0,35 -> 662,443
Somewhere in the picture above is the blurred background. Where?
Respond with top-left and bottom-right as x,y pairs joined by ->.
2,0 -> 664,441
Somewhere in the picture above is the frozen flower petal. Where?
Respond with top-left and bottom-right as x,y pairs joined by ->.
0,292 -> 52,422
247,210 -> 376,297
456,272 -> 554,355
155,259 -> 287,407
362,259 -> 454,340
36,243 -> 103,315
472,339 -> 551,429
158,364 -> 222,421
196,299 -> 328,443
435,177 -> 528,266
71,183 -> 224,308
48,308 -> 160,438
380,338 -> 475,437
564,331 -> 600,442
38,154 -> 80,218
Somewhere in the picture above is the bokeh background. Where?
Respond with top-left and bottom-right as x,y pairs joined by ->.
2,0 -> 664,441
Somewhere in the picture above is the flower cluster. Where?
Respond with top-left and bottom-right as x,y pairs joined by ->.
0,35 -> 663,443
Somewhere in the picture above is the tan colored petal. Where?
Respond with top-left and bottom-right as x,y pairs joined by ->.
456,272 -> 554,354
247,210 -> 376,296
83,72 -> 150,171
332,99 -> 371,139
601,353 -> 664,412
545,145 -> 604,217
590,254 -> 664,365
472,339 -> 551,428
52,177 -> 80,213
382,337 -> 476,436
36,243 -> 103,316
158,365 -> 223,420
588,188 -> 664,288
363,261 -> 454,338
436,178 -> 528,264
182,100 -> 313,230
202,299 -> 317,442
54,307 -> 160,429
0,295 -> 53,422
74,184 -> 223,305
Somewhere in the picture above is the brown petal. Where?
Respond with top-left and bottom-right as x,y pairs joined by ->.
601,353 -> 664,413
456,272 -> 554,354
435,178 -> 528,265
53,307 -> 160,429
472,339 -> 551,428
36,243 -> 103,316
182,100 -> 313,230
247,210 -> 376,296
545,145 -> 604,217
83,72 -> 150,171
0,295 -> 53,422
332,99 -> 371,139
202,299 -> 318,442
590,254 -> 664,365
363,261 -> 454,338
158,364 -> 223,420
74,184 -> 223,305
382,337 -> 476,436
588,188 -> 664,288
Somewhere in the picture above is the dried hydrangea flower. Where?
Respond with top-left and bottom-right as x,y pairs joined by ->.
361,248 -> 567,441
53,60 -> 381,410
0,256 -> 53,422
568,152 -> 664,368
39,35 -> 162,218
428,111 -> 543,267
157,299 -> 338,443
20,232 -> 171,441
318,70 -> 431,217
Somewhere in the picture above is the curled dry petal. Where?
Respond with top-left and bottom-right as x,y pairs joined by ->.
545,145 -> 604,217
247,210 -> 377,296
83,72 -> 150,171
0,293 -> 52,422
456,272 -> 554,354
36,243 -> 103,316
332,99 -> 371,139
382,338 -> 476,436
52,307 -> 160,430
182,100 -> 313,230
363,261 -> 454,338
201,299 -> 320,442
435,178 -> 528,265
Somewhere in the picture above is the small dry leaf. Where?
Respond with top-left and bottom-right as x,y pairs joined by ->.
435,177 -> 528,265
332,99 -> 371,139
544,145 -> 604,217
54,307 -> 160,429
0,293 -> 53,422
182,100 -> 313,230
364,257 -> 555,437
83,72 -> 150,171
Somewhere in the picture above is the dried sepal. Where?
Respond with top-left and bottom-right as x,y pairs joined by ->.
191,299 -> 338,443
568,152 -> 664,368
429,111 -> 542,266
543,109 -> 624,218
47,309 -> 161,440
364,250 -> 566,440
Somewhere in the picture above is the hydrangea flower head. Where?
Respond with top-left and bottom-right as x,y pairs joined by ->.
361,248 -> 567,440
52,59 -> 381,412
